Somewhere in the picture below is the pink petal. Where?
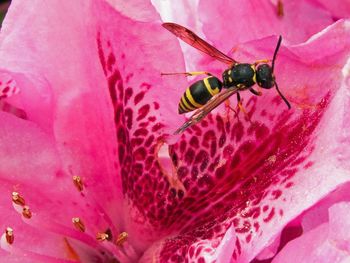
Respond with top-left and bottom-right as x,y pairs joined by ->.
0,0 -> 188,261
152,0 -> 223,76
0,116 -> 80,261
0,0 -> 125,216
0,0 -> 124,250
272,202 -> 350,263
198,0 -> 334,54
107,0 -> 161,21
2,0 -> 350,262
300,182 -> 350,233
91,0 -> 189,252
328,202 -> 350,250
314,0 -> 350,19
215,225 -> 237,263
154,21 -> 350,262
0,72 -> 19,99
0,112 -> 110,260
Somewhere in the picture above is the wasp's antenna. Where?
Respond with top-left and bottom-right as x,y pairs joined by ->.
271,35 -> 290,109
275,81 -> 291,109
272,35 -> 282,72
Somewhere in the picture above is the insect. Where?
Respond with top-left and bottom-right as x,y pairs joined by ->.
162,23 -> 291,134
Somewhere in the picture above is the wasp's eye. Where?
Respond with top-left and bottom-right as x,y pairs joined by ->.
256,64 -> 274,89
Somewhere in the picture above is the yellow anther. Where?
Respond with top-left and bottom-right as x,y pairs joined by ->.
22,205 -> 32,219
5,227 -> 14,244
96,229 -> 112,242
12,192 -> 25,206
96,232 -> 109,242
72,217 -> 85,232
72,176 -> 84,192
277,0 -> 284,17
116,232 -> 128,246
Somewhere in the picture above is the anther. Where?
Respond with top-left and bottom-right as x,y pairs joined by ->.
72,176 -> 84,192
96,232 -> 110,242
116,232 -> 128,246
5,227 -> 14,244
277,0 -> 284,17
12,192 -> 25,206
72,217 -> 85,232
22,205 -> 32,219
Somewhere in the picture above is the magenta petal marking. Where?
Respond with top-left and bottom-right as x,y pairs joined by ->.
156,20 -> 350,261
0,72 -> 19,99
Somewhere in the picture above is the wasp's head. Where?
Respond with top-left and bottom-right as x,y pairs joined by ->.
256,36 -> 291,109
256,64 -> 275,89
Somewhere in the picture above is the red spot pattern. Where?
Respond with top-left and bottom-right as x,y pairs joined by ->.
161,94 -> 326,261
97,32 -> 188,237
0,101 -> 27,119
97,31 -> 326,262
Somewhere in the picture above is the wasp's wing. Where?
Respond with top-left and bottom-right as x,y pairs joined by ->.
174,86 -> 240,134
163,22 -> 236,65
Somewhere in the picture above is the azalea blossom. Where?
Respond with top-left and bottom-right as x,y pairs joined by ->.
0,0 -> 350,263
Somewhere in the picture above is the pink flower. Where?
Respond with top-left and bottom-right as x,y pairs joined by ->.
155,0 -> 350,262
0,0 -> 350,263
272,187 -> 350,263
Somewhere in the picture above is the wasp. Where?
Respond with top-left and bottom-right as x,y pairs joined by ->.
161,23 -> 291,134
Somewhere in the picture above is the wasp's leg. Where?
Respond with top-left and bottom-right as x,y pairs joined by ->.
235,93 -> 245,116
249,88 -> 262,96
235,93 -> 252,122
161,71 -> 212,77
225,99 -> 238,117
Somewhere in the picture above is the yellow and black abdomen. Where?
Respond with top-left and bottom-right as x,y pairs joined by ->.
178,76 -> 223,114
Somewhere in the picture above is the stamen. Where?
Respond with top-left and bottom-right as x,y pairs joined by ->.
72,217 -> 85,232
5,227 -> 14,244
72,173 -> 118,236
277,0 -> 284,17
12,192 -> 25,206
27,213 -> 102,249
116,232 -> 128,246
22,205 -> 32,219
96,231 -> 110,242
72,176 -> 84,192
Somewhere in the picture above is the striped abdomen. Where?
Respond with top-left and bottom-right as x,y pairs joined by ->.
178,76 -> 223,114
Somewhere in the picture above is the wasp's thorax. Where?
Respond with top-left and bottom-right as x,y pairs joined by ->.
222,63 -> 256,88
256,64 -> 275,89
